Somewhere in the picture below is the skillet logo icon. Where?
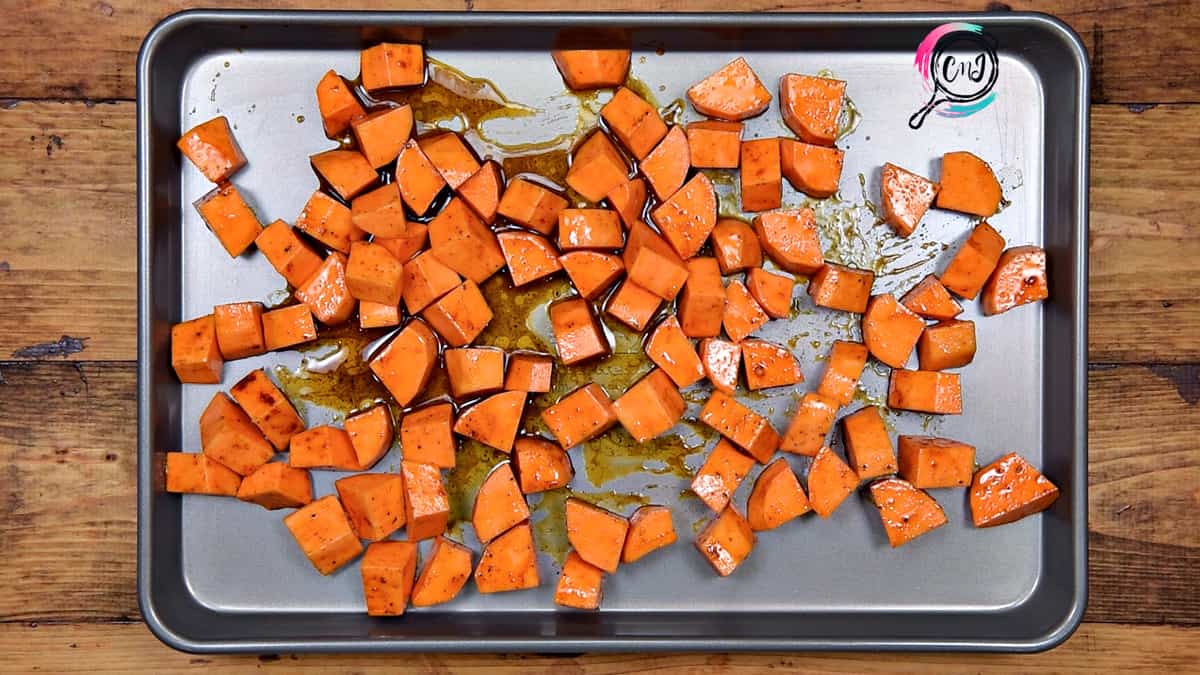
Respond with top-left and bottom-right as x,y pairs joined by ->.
909,22 -> 999,129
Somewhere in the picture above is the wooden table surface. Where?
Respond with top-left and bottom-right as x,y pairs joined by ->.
1,1 -> 1197,672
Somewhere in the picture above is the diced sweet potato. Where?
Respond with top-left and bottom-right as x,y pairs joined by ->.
255,220 -> 323,288
779,392 -> 838,457
497,230 -> 563,287
645,315 -> 704,388
940,221 -> 1006,300
754,207 -> 824,276
723,280 -> 769,343
177,116 -> 246,183
808,263 -> 874,314
429,197 -> 506,284
560,251 -> 624,300
200,392 -> 275,475
513,436 -> 574,493
360,43 -> 425,91
566,130 -> 629,202
841,406 -> 897,480
605,177 -> 646,228
350,183 -> 408,239
691,438 -> 755,512
686,120 -> 742,169
621,505 -> 677,563
315,70 -> 366,137
402,250 -> 461,314
504,352 -> 554,393
700,338 -> 741,395
420,132 -> 481,190
740,339 -> 803,391
311,149 -> 377,201
422,279 -> 494,347
396,139 -> 447,215
351,105 -> 414,169
698,390 -> 779,463
165,452 -> 241,496
458,161 -> 503,224
816,340 -> 868,407
900,275 -> 963,320
360,540 -> 418,616
344,404 -> 394,471
862,293 -> 924,368
474,521 -> 539,593
613,368 -> 686,442
807,446 -> 859,518
746,267 -> 795,319
213,301 -> 265,360
651,173 -> 717,259
401,460 -> 450,541
566,497 -> 629,573
695,506 -> 755,576
869,478 -> 948,547
345,241 -> 404,306
640,126 -> 690,200
687,57 -> 772,121
936,151 -> 1001,217
555,549 -> 605,610
236,461 -> 312,510
445,347 -> 505,399
336,473 -> 406,541
558,208 -> 624,251
400,403 -> 456,468
359,301 -> 400,329
194,183 -> 263,258
601,86 -> 668,160
229,369 -> 305,451
541,383 -> 618,449
369,319 -> 439,406
780,139 -> 844,199
283,495 -> 363,574
888,370 -> 962,415
497,177 -> 568,235
453,390 -> 526,453
747,458 -> 810,531
678,257 -> 725,338
472,461 -> 531,543
549,296 -> 610,365
412,536 -> 473,607
296,190 -> 363,254
289,425 -> 360,470
779,73 -> 845,146
624,219 -> 688,300
605,280 -> 661,332
970,452 -> 1060,527
881,163 -> 938,237
740,138 -> 782,212
171,315 -> 222,384
552,47 -> 630,89
982,246 -> 1048,316
897,435 -> 975,488
710,218 -> 762,274
917,319 -> 976,371
294,251 -> 357,326
262,304 -> 317,351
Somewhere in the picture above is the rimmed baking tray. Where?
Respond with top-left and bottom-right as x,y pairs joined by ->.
137,10 -> 1088,653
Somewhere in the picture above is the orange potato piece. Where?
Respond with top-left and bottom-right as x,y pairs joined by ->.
566,497 -> 629,573
808,263 -> 874,314
605,279 -> 661,331
395,139 -> 448,215
474,521 -> 539,593
513,436 -> 574,494
747,458 -> 810,531
315,70 -> 366,137
402,250 -> 461,314
360,43 -> 425,92
336,473 -> 406,541
695,506 -> 755,576
650,172 -> 718,259
194,183 -> 263,258
344,405 -> 393,470
686,120 -> 742,169
552,48 -> 630,89
555,550 -> 605,610
940,221 -> 1006,300
710,218 -> 763,274
454,390 -> 526,453
807,446 -> 859,518
936,151 -> 1002,217
779,73 -> 845,147
645,315 -> 704,388
445,347 -> 505,399
780,139 -> 844,199
900,274 -> 963,320
566,130 -> 629,202
165,452 -> 241,496
199,392 -> 274,476
472,461 -> 531,543
601,86 -> 668,160
897,435 -> 975,488
412,536 -> 473,607
549,296 -> 610,365
255,220 -> 323,288
429,197 -> 506,284
970,452 -> 1060,527
400,403 -> 456,469
229,369 -> 305,450
613,368 -> 686,442
541,383 -> 618,449
359,301 -> 400,330
420,132 -> 481,190
213,301 -> 265,360
360,540 -> 418,616
283,495 -> 363,575
816,340 -> 868,407
862,293 -> 924,368
504,352 -> 554,393
171,314 -> 222,384
624,219 -> 688,301
422,279 -> 494,347
311,149 -> 377,201
918,319 -> 977,371
842,406 -> 897,480
497,177 -> 568,235
869,478 -> 948,547
640,125 -> 690,200
296,190 -> 364,254
678,257 -> 725,338
560,251 -> 624,300
458,161 -> 503,224
621,505 -> 677,563
740,138 -> 782,212
888,370 -> 963,415
294,251 -> 357,326
740,339 -> 803,391
687,57 -> 772,121
401,460 -> 450,541
236,461 -> 312,510
289,425 -> 360,471
369,319 -> 439,406
345,241 -> 404,306
698,390 -> 779,463
350,183 -> 408,239
558,208 -> 624,251
700,338 -> 741,395
753,208 -> 823,275
497,230 -> 563,287
881,163 -> 939,237
723,280 -> 769,343
691,438 -> 756,512
351,105 -> 414,169
746,267 -> 795,319
779,392 -> 838,457
177,116 -> 246,183
605,177 -> 647,228
982,246 -> 1048,316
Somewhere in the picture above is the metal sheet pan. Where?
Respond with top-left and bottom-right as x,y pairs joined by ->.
137,10 -> 1088,653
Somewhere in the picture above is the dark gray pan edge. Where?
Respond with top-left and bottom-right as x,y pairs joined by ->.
137,10 -> 1089,654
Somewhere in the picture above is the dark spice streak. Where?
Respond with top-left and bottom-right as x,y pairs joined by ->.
11,335 -> 89,359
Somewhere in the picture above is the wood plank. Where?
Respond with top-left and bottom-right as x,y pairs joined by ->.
0,1 -> 1197,103
2,362 -> 1196,624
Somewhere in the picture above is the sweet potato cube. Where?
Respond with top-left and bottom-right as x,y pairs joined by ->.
504,352 -> 554,393
691,438 -> 755,512
420,132 -> 481,190
497,230 -> 563,287
969,452 -> 1060,527
412,536 -> 473,607
165,452 -> 241,496
605,177 -> 646,228
862,293 -> 924,368
458,161 -> 503,224
351,105 -> 414,169
369,319 -> 439,406
555,550 -> 605,610
558,208 -> 623,251
289,425 -> 360,471
779,392 -> 838,457
402,250 -> 461,314
552,48 -> 630,89
740,138 -> 782,212
817,340 -> 868,406
687,56 -> 771,120
700,338 -> 741,395
918,320 -> 977,371
746,267 -> 795,319
900,275 -> 963,320
640,126 -> 690,200
940,221 -> 1006,300
454,390 -> 526,453
336,473 -> 406,541
422,280 -> 493,347
936,151 -> 1002,217
746,458 -> 810,531
395,139 -> 447,215
315,70 -> 366,137
177,116 -> 246,183
982,246 -> 1049,316
622,505 -> 677,563
471,461 -> 531,543
711,219 -> 762,274
344,405 -> 394,470
294,252 -> 357,326
236,461 -> 312,510
881,162 -> 938,237
351,183 -> 408,239
888,370 -> 963,414
345,241 -> 405,306
753,208 -> 823,275
229,369 -> 305,450
612,368 -> 686,442
695,506 -> 755,576
360,541 -> 418,616
200,392 -> 275,476
650,173 -> 717,259
605,279 -> 661,331
807,446 -> 859,518
401,460 -> 450,541
497,177 -> 568,235
296,190 -> 363,254
600,86 -> 668,160
741,339 -> 803,391
255,220 -> 323,288
171,315 -> 222,384
400,403 -> 456,468
781,139 -> 844,199
625,228 -> 688,301
698,390 -> 779,463
686,120 -> 742,169
560,251 -> 624,300
194,183 -> 263,258
541,383 -> 618,449
779,73 -> 845,146
723,280 -> 769,343
513,437 -> 573,494
809,263 -> 874,314
869,478 -> 948,547
565,131 -> 629,202
897,435 -> 975,488
644,315 -> 704,388
445,347 -> 505,399
283,495 -> 363,574
311,149 -> 377,201
213,301 -> 265,360
474,522 -> 539,593
677,257 -> 725,338
842,406 -> 897,480
429,197 -> 506,284
550,297 -> 610,364
377,221 -> 429,263
361,43 -> 425,92
359,301 -> 400,329
566,497 -> 629,573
